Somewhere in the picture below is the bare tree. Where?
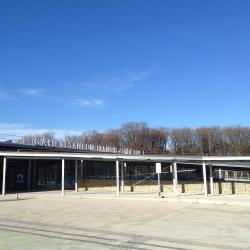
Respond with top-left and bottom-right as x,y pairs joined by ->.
19,123 -> 250,156
224,126 -> 250,155
207,126 -> 227,155
170,128 -> 196,155
196,127 -> 210,155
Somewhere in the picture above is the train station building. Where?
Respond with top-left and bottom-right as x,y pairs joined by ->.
1,139 -> 250,197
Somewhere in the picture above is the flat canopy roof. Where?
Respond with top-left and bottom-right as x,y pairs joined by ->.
0,142 -> 250,167
1,151 -> 250,164
1,141 -> 250,167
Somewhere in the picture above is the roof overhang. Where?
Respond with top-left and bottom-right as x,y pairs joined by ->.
1,151 -> 250,164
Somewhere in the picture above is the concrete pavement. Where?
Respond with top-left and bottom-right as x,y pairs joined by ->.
0,194 -> 250,249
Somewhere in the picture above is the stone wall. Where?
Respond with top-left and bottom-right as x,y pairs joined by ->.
77,179 -> 250,195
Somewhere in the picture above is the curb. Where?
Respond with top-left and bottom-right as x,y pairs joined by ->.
2,193 -> 250,207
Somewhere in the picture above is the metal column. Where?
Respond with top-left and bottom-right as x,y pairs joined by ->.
157,172 -> 161,196
202,162 -> 208,196
173,162 -> 178,194
121,161 -> 124,193
116,160 -> 120,196
219,169 -> 222,179
75,160 -> 78,192
2,157 -> 6,196
209,165 -> 214,195
80,160 -> 83,178
62,159 -> 65,197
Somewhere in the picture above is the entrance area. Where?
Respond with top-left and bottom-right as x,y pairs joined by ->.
1,159 -> 76,193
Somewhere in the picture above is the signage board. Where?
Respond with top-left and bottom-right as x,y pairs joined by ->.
156,163 -> 161,173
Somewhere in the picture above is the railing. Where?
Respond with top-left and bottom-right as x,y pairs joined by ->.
215,169 -> 250,182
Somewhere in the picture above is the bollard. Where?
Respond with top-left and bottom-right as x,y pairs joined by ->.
16,193 -> 19,200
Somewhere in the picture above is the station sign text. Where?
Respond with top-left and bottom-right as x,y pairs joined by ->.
22,137 -> 140,155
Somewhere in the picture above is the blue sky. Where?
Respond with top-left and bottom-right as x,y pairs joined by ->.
1,0 -> 250,138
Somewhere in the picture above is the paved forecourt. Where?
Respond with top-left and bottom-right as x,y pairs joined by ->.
0,196 -> 250,249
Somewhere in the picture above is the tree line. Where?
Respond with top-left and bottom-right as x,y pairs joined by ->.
22,122 -> 250,156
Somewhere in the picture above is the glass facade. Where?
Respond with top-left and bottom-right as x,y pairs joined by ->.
83,161 -> 116,179
0,159 -> 220,192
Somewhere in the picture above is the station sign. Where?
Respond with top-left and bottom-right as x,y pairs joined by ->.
19,136 -> 141,155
